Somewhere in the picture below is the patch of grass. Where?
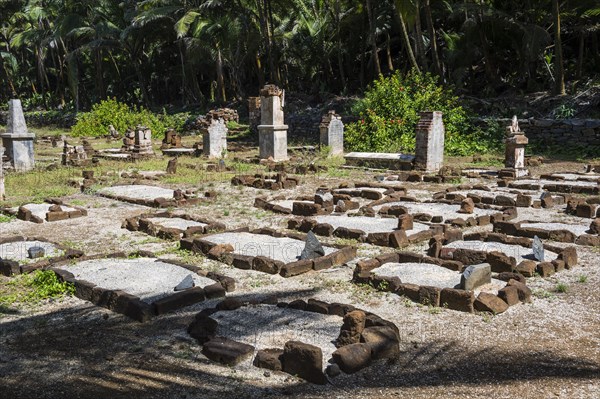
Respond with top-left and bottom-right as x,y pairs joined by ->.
0,214 -> 15,223
0,270 -> 75,309
555,282 -> 569,293
445,177 -> 464,185
577,275 -> 588,283
533,288 -> 554,299
333,237 -> 359,246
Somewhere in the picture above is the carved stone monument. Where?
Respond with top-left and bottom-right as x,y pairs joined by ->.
500,116 -> 529,178
414,111 -> 445,173
319,110 -> 344,156
1,99 -> 35,171
203,118 -> 228,158
132,125 -> 154,156
258,85 -> 288,161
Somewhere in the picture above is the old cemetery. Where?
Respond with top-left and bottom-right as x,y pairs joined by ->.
0,91 -> 599,398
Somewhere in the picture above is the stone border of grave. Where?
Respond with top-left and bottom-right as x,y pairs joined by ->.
429,231 -> 578,278
567,198 -> 600,219
51,251 -> 234,323
231,172 -> 300,191
503,179 -> 599,195
96,184 -> 211,208
493,220 -> 600,247
540,173 -> 600,183
0,199 -> 88,224
0,235 -> 84,276
123,211 -> 227,240
376,166 -> 463,183
188,296 -> 399,384
352,251 -> 529,314
441,183 -> 566,209
180,227 -> 356,278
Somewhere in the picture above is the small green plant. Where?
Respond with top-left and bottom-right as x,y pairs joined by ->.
223,210 -> 230,216
533,288 -> 554,299
0,270 -> 75,308
554,103 -> 576,119
428,306 -> 442,315
0,214 -> 15,223
577,275 -> 588,283
555,282 -> 569,293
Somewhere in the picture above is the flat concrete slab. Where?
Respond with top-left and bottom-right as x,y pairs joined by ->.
372,201 -> 498,220
0,240 -> 62,262
345,152 -> 415,161
59,258 -> 215,303
148,217 -> 207,230
551,173 -> 600,181
162,148 -> 196,156
444,240 -> 557,262
314,215 -> 429,234
372,262 -> 462,289
214,304 -> 341,369
98,185 -> 175,200
203,232 -> 337,263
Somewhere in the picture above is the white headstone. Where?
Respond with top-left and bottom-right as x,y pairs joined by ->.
0,146 -> 5,200
320,113 -> 344,156
203,118 -> 228,158
415,111 -> 445,173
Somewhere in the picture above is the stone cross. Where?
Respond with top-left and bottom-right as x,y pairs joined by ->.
203,118 -> 228,158
414,111 -> 445,173
258,84 -> 288,161
1,99 -> 35,172
319,110 -> 344,156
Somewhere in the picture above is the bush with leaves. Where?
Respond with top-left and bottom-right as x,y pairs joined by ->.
345,70 -> 498,155
71,98 -> 180,138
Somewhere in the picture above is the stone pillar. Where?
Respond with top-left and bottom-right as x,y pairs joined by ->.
258,85 -> 288,161
414,111 -> 445,173
319,110 -> 344,156
1,99 -> 35,172
501,116 -> 529,178
0,146 -> 5,200
132,125 -> 154,155
248,97 -> 261,133
203,118 -> 228,158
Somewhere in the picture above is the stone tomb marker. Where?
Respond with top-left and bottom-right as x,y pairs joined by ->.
414,111 -> 444,173
1,99 -> 35,171
258,84 -> 288,161
319,110 -> 344,156
501,116 -> 529,178
203,118 -> 228,158
0,146 -> 5,200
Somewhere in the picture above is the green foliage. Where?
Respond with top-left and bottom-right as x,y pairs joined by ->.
555,282 -> 569,293
0,214 -> 15,223
554,103 -> 576,119
71,98 -> 182,138
577,275 -> 588,283
345,70 -> 496,156
0,270 -> 75,308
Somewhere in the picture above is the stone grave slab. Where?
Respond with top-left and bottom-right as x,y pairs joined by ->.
372,201 -> 499,221
54,257 -> 230,321
189,297 -> 399,382
181,230 -> 356,277
509,179 -> 599,195
344,152 -> 415,170
444,240 -> 557,262
12,203 -> 87,223
98,185 -> 200,207
0,236 -> 82,276
124,211 -> 226,239
494,219 -> 597,246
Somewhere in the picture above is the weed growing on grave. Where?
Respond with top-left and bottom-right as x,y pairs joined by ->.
0,214 -> 15,223
445,177 -> 464,185
481,313 -> 492,322
533,288 -> 554,299
555,282 -> 569,293
223,210 -> 230,216
333,237 -> 359,247
428,306 -> 442,315
403,298 -> 414,308
578,275 -> 588,283
0,270 -> 74,309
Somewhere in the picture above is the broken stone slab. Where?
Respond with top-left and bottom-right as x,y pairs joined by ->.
27,246 -> 46,259
460,263 -> 492,291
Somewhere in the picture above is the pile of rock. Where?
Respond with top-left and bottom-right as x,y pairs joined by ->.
231,172 -> 300,190
188,108 -> 239,131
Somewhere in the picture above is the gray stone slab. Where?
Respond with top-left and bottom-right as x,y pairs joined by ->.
148,217 -> 207,230
98,185 -> 175,200
520,222 -> 589,237
345,152 -> 415,162
444,240 -> 557,262
22,203 -> 77,221
371,201 -> 498,220
517,179 -> 598,188
59,258 -> 215,303
314,215 -> 429,234
0,240 -> 62,262
203,232 -> 336,263
372,262 -> 460,288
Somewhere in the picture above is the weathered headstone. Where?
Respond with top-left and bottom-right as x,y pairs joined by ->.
28,246 -> 45,259
1,99 -> 35,171
132,125 -> 154,155
258,85 -> 288,161
414,111 -> 444,173
501,116 -> 529,178
460,263 -> 492,290
532,235 -> 544,261
319,110 -> 344,156
166,157 -> 178,174
300,231 -> 325,260
203,118 -> 228,158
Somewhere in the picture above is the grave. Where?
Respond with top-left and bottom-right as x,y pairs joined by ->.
62,141 -> 90,166
373,200 -> 500,224
508,179 -> 599,195
353,252 -> 522,314
180,230 -> 356,277
319,110 -> 344,156
10,202 -> 87,223
500,116 -> 529,178
161,128 -> 182,149
258,85 -> 288,161
189,297 -> 399,383
52,256 -> 232,322
0,235 -> 83,276
97,184 -> 202,207
203,118 -> 228,158
1,99 -> 35,171
124,211 -> 226,240
344,152 -> 415,170
494,220 -> 599,246
231,173 -> 300,190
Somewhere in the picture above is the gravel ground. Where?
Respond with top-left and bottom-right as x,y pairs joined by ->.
0,158 -> 598,399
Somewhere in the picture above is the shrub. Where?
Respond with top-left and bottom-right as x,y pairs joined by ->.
71,98 -> 181,138
345,70 -> 497,155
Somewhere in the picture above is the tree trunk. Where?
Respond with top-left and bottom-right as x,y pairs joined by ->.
386,33 -> 394,71
414,0 -> 427,70
392,2 -> 420,72
552,0 -> 565,95
333,0 -> 346,93
576,29 -> 584,80
365,0 -> 381,77
134,59 -> 151,106
216,46 -> 226,102
424,0 -> 443,77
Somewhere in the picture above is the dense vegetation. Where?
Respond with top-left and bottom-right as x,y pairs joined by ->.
1,0 -> 599,112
